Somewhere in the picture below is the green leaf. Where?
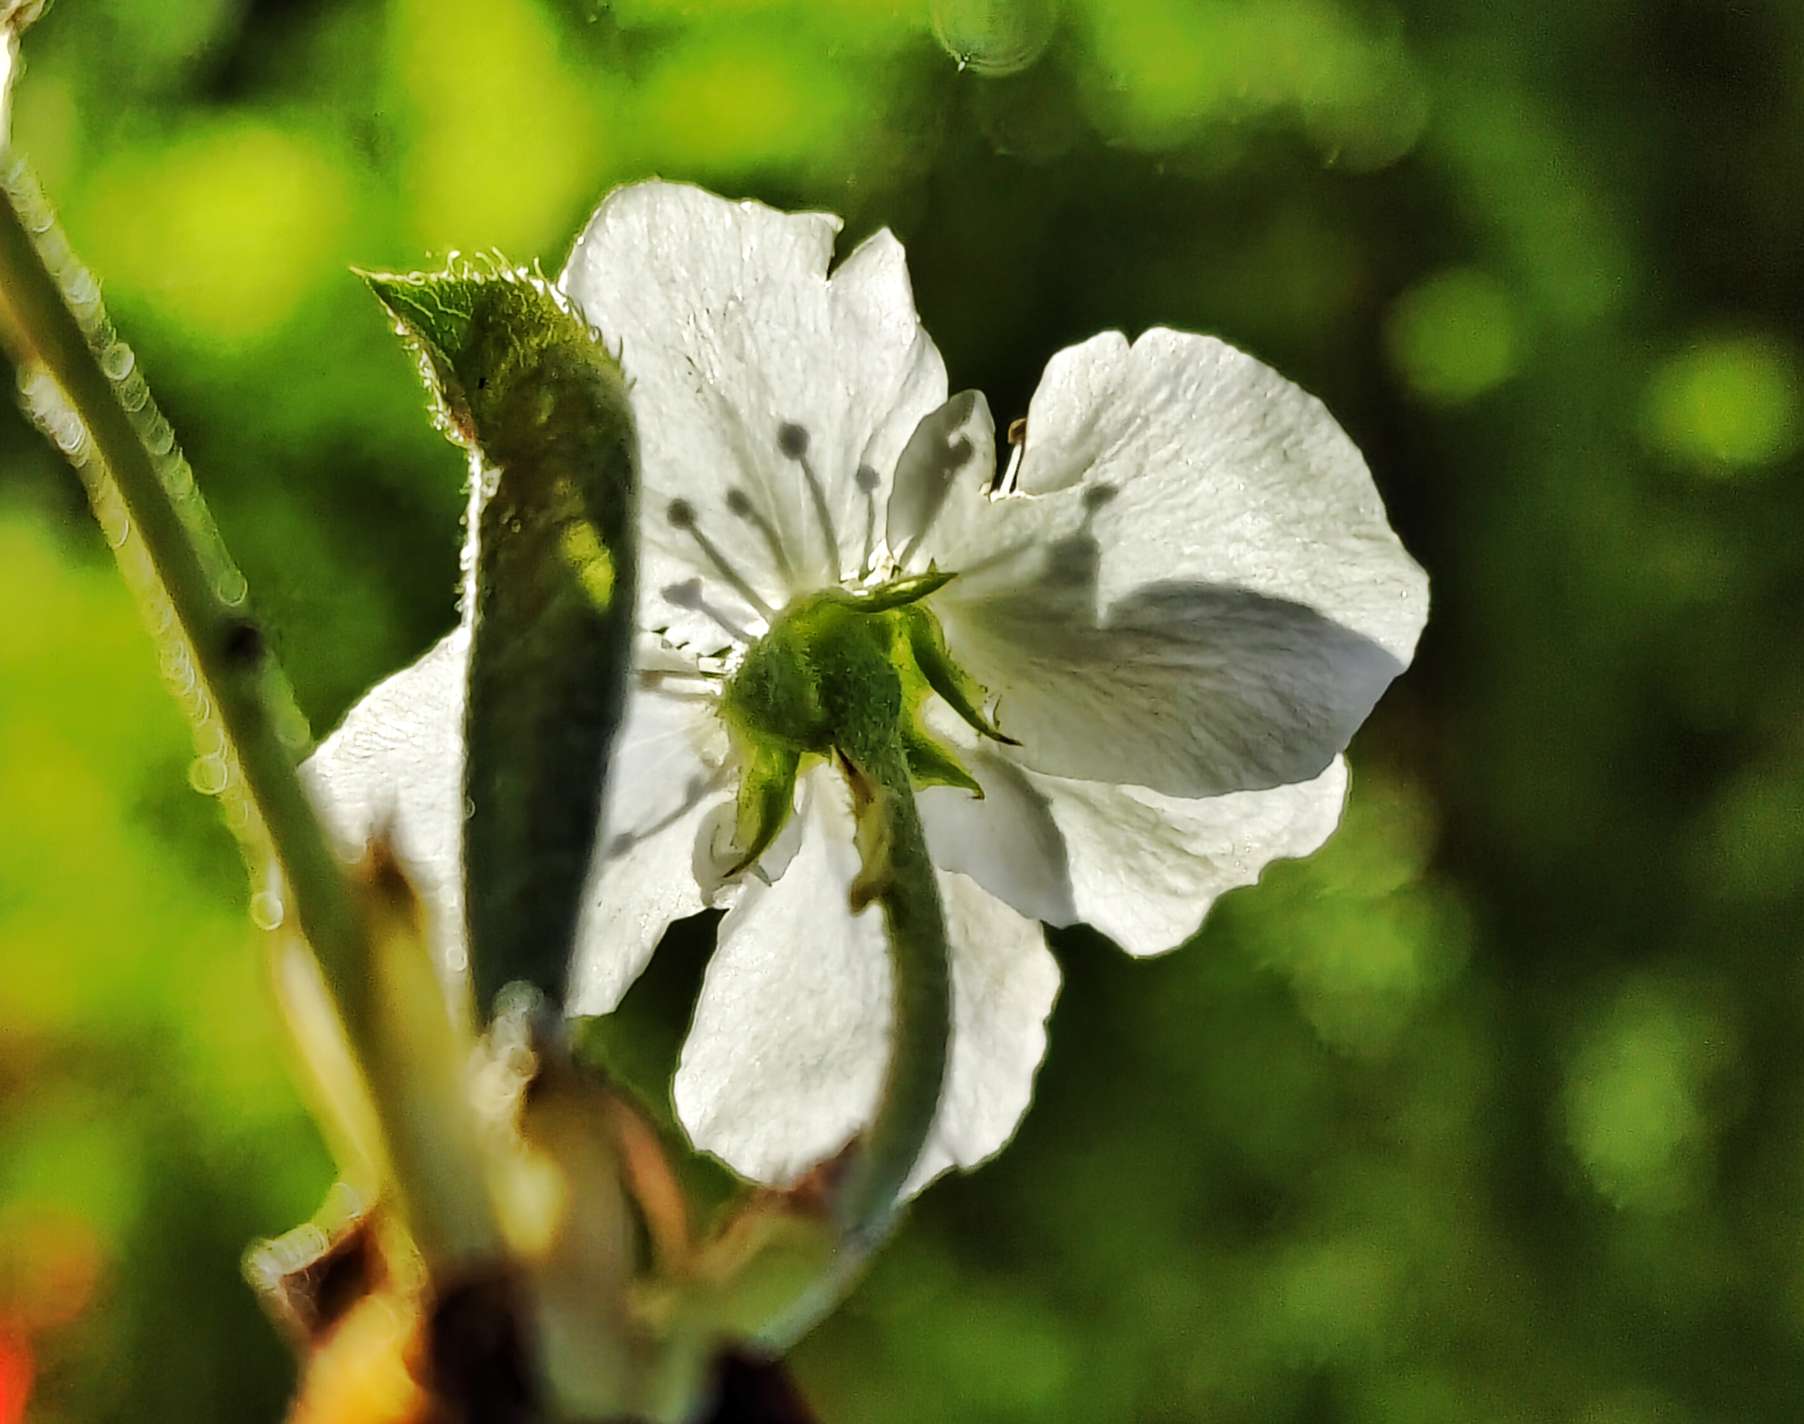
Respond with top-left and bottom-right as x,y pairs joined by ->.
366,262 -> 638,1016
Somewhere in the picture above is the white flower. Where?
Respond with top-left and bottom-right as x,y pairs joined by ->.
305,181 -> 1427,1196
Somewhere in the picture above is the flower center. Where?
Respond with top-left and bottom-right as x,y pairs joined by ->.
713,575 -> 1014,879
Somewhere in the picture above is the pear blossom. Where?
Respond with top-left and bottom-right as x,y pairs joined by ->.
305,181 -> 1427,1196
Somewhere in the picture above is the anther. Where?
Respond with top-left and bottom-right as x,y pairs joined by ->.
776,420 -> 842,579
776,422 -> 810,459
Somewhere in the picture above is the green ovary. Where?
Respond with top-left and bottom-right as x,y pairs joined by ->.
716,578 -> 1011,878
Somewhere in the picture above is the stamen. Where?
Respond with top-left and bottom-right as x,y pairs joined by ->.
663,578 -> 754,646
855,464 -> 880,578
1000,416 -> 1028,493
666,499 -> 777,619
999,442 -> 1024,495
776,421 -> 810,460
725,487 -> 796,586
777,421 -> 842,579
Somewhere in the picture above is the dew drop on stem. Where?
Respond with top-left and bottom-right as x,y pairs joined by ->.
249,890 -> 285,931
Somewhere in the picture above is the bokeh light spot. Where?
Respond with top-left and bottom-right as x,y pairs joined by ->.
0,1205 -> 105,1334
1641,332 -> 1802,473
1083,0 -> 1425,163
1386,267 -> 1522,404
633,34 -> 847,176
0,1329 -> 31,1424
1564,982 -> 1728,1213
77,123 -> 351,348
1085,0 -> 1232,144
1260,1238 -> 1397,1364
932,0 -> 1061,76
393,0 -> 603,253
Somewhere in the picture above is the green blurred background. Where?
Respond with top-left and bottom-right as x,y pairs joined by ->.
2,0 -> 1801,1418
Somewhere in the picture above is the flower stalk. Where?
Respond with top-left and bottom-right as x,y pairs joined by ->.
0,160 -> 379,1043
0,154 -> 514,1357
834,732 -> 951,1248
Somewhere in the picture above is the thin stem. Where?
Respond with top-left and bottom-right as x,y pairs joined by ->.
833,732 -> 952,1247
0,155 -> 520,1301
0,144 -> 529,1415
0,159 -> 377,1038
699,729 -> 950,1356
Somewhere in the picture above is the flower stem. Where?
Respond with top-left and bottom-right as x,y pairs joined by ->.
834,732 -> 952,1247
0,163 -> 381,1078
701,731 -> 949,1354
0,149 -> 538,1414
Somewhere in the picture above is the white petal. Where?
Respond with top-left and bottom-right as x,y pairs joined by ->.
566,678 -> 734,1016
1029,757 -> 1351,957
303,631 -> 732,1014
915,328 -> 1428,798
559,181 -> 947,652
302,631 -> 472,984
885,389 -> 997,568
918,717 -> 1349,956
689,771 -> 808,905
674,771 -> 1058,1192
918,743 -> 1076,926
937,578 -> 1402,799
904,872 -> 1061,1194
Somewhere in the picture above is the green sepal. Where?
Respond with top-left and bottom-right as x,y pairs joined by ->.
365,263 -> 638,1017
829,568 -> 956,614
900,720 -> 983,797
725,736 -> 801,879
899,603 -> 1018,745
